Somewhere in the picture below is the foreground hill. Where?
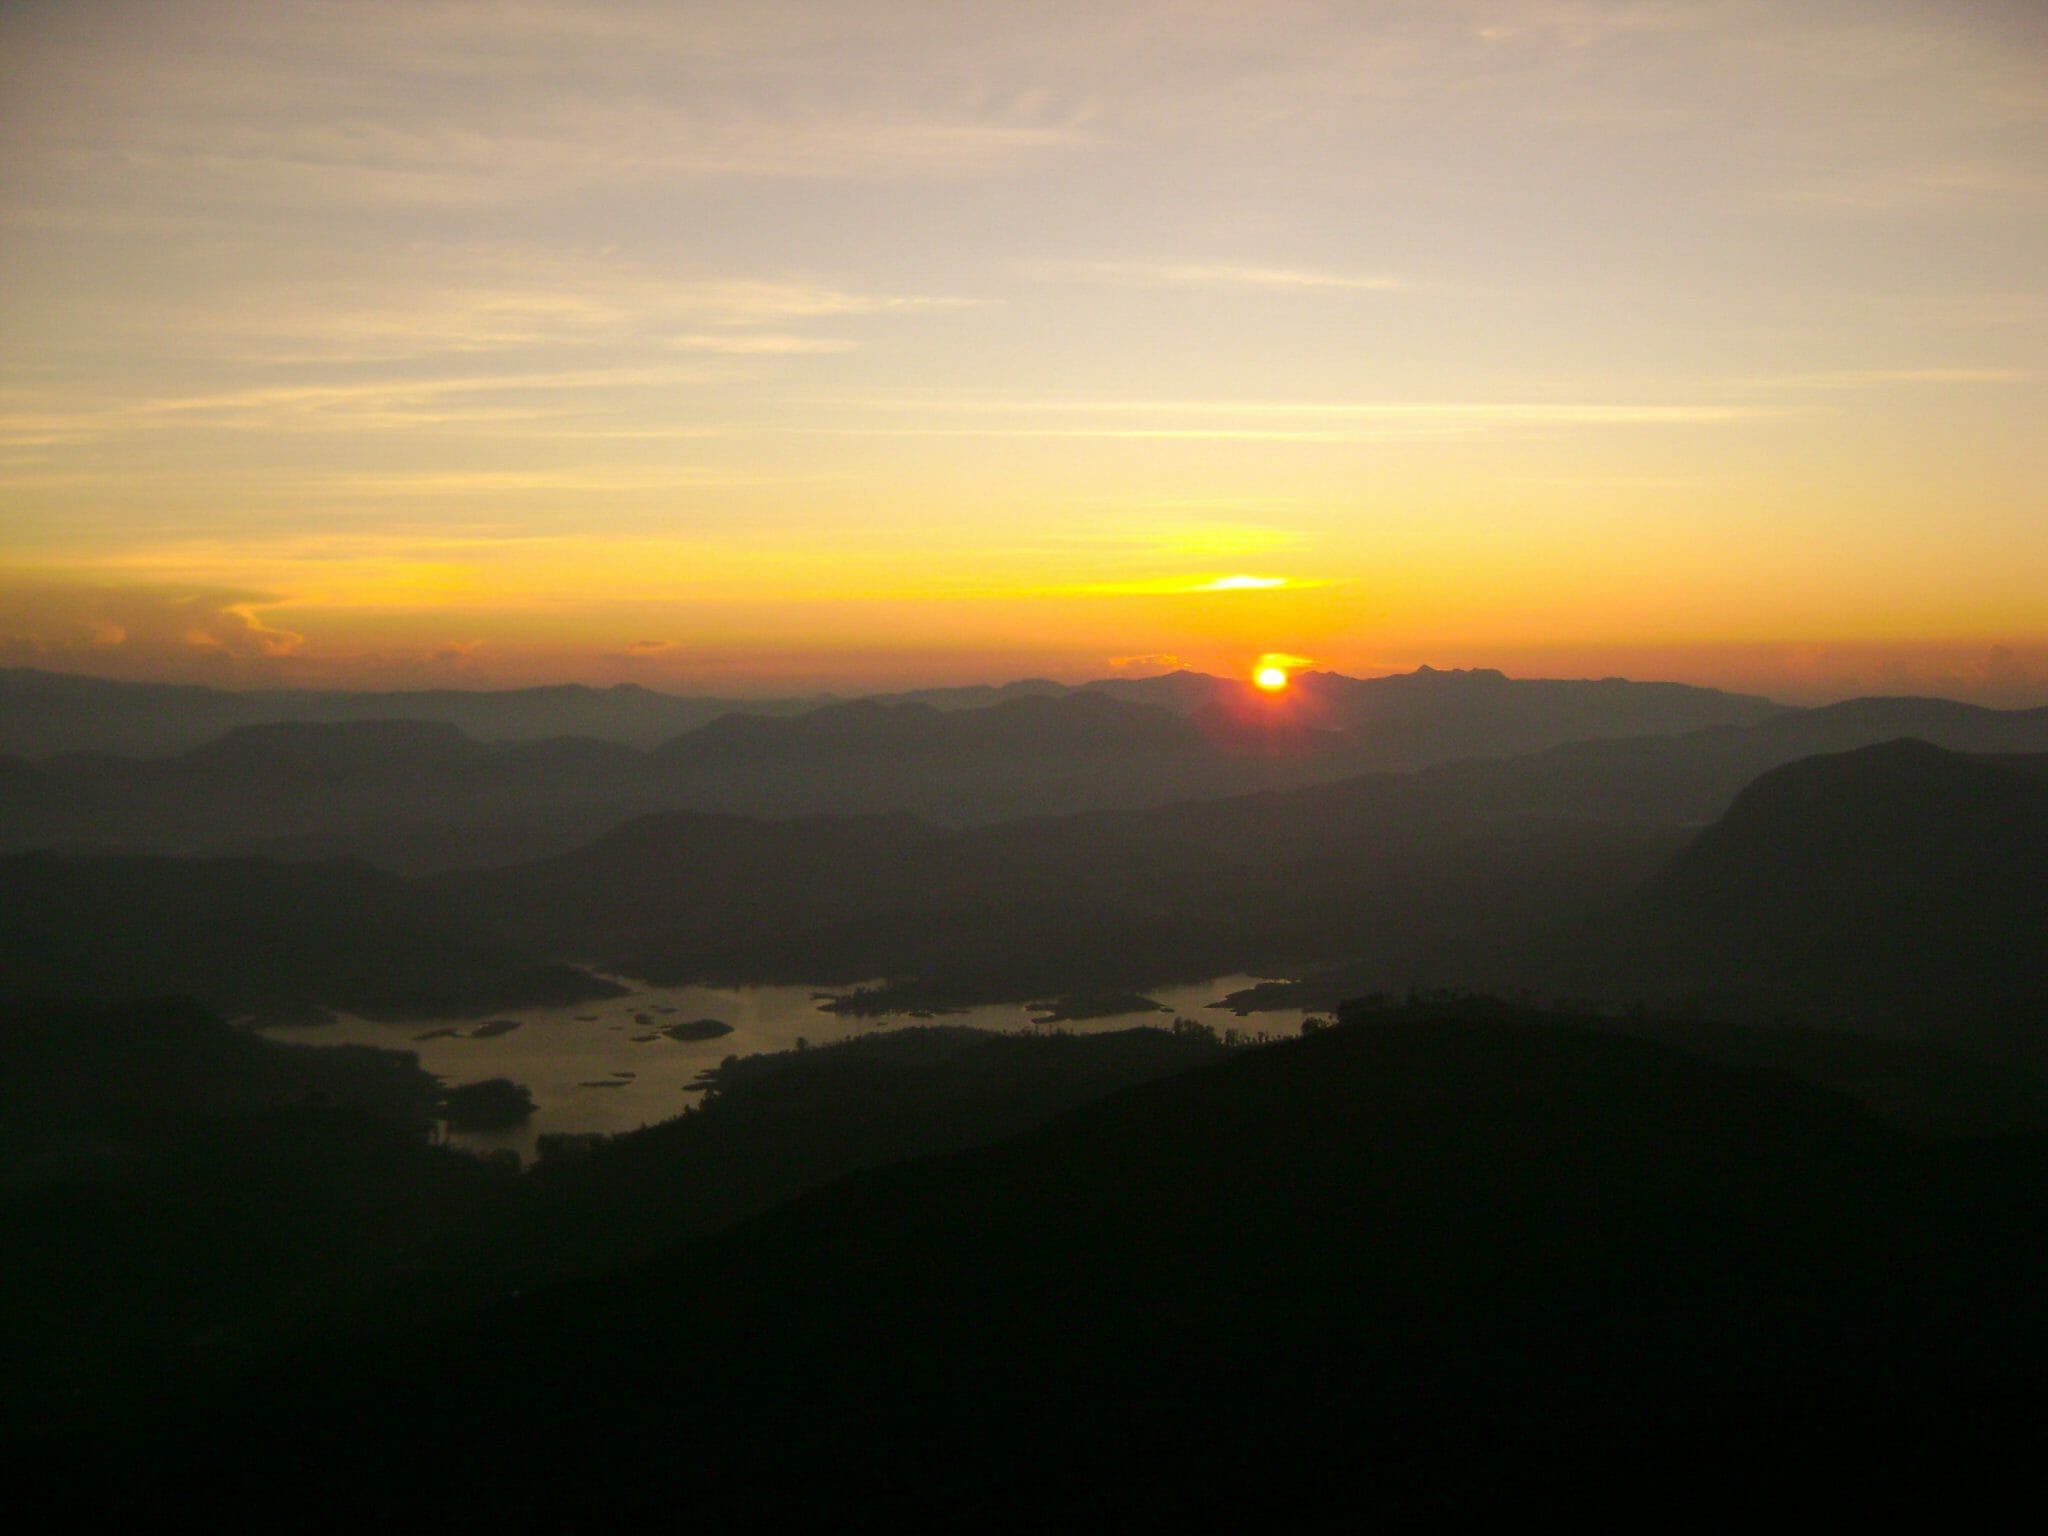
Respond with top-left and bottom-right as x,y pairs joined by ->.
1228,738 -> 2048,1029
80,1009 -> 2048,1526
0,996 -> 517,1413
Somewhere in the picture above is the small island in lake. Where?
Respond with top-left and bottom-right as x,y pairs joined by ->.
439,1077 -> 536,1129
662,1018 -> 735,1042
1028,992 -> 1171,1023
468,1019 -> 523,1039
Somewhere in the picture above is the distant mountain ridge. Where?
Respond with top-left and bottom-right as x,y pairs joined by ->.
0,690 -> 1342,869
0,663 -> 1787,871
0,850 -> 623,1023
9,735 -> 2047,1034
0,662 -> 1776,760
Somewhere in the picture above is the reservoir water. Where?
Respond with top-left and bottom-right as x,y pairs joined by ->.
263,975 -> 1312,1159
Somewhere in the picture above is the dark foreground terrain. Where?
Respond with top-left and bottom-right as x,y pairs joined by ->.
17,999 -> 2048,1529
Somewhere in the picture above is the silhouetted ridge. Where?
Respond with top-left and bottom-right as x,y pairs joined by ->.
181,717 -> 477,770
1633,740 -> 2048,1018
662,689 -> 1200,756
0,850 -> 621,1022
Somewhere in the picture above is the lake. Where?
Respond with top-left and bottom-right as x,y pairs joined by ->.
263,975 -> 1313,1159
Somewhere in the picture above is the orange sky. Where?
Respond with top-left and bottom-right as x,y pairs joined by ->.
3,2 -> 2044,703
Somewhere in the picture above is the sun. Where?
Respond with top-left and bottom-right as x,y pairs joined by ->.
1254,665 -> 1289,691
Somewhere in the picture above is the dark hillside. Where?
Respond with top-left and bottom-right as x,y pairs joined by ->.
0,851 -> 620,1022
1629,740 -> 2048,1022
99,1011 -> 2048,1527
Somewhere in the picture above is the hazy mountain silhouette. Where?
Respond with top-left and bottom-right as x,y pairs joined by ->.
1088,664 -> 1783,767
1416,694 -> 2048,825
0,719 -> 658,870
1615,740 -> 2048,1024
1,660 -> 1776,760
0,691 -> 1349,870
426,804 -> 1264,1001
10,672 -> 2048,1030
5,671 -> 2018,881
641,690 -> 1345,822
0,851 -> 621,1023
14,728 -> 2048,1033
0,666 -> 841,756
75,1008 -> 2045,1527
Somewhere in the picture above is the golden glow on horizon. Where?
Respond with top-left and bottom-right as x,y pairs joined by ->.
0,2 -> 2043,702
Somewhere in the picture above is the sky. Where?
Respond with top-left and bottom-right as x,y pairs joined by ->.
2,0 -> 2044,700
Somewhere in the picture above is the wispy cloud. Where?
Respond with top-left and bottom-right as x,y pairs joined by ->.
1038,261 -> 1409,293
1109,652 -> 1186,672
1730,367 -> 2031,389
6,367 -> 729,443
201,261 -> 984,366
1771,161 -> 2048,213
1015,573 -> 1329,597
796,398 -> 1780,442
823,397 -> 1774,422
665,334 -> 860,354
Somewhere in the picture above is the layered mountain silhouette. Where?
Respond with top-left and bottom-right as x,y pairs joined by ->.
0,667 -> 1964,879
7,671 -> 2041,883
0,691 -> 1349,869
1415,693 -> 2048,824
0,667 -> 823,756
10,722 -> 2048,1030
0,851 -> 621,1022
0,662 -> 1778,761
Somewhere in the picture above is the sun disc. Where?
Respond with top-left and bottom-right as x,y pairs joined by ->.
1255,665 -> 1288,691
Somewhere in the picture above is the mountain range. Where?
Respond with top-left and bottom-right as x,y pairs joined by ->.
0,662 -> 1780,760
4,666 -> 2015,876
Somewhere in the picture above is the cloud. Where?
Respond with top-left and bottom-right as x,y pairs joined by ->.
1017,573 -> 1327,597
1771,161 -> 2047,212
1039,261 -> 1408,293
47,236 -> 985,369
803,398 -> 1778,442
665,334 -> 860,354
1109,652 -> 1186,672
0,578 -> 304,679
1731,367 -> 2031,388
2,3 -> 1094,232
2,366 -> 740,445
